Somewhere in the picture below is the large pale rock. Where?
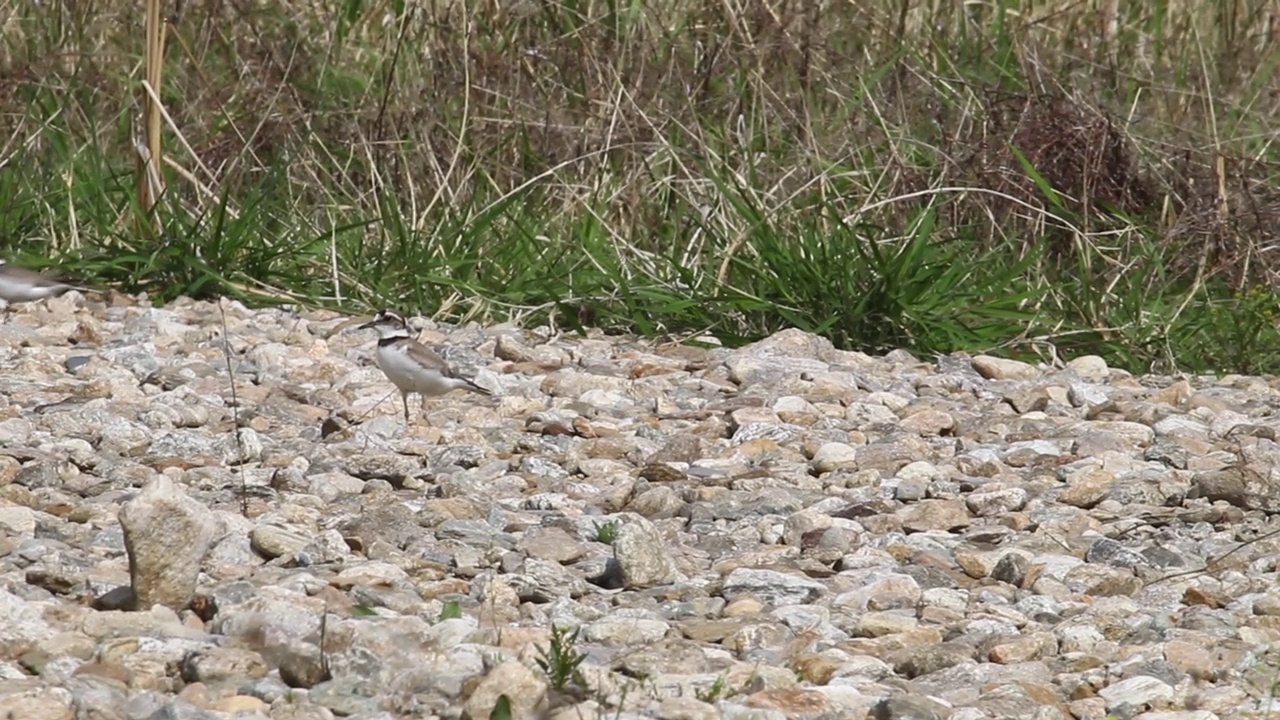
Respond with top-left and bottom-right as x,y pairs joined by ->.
119,475 -> 219,611
613,515 -> 680,589
463,660 -> 548,720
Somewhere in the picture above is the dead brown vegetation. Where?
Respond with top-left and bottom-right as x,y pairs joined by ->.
5,0 -> 1280,372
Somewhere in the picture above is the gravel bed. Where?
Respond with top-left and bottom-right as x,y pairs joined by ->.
2,293 -> 1280,720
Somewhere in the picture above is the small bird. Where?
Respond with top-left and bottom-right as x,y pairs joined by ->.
0,259 -> 96,306
356,308 -> 491,423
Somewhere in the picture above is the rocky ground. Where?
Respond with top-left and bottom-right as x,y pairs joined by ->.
2,292 -> 1280,720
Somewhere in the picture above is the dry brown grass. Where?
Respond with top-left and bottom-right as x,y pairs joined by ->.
4,0 -> 1280,371
5,1 -> 1278,237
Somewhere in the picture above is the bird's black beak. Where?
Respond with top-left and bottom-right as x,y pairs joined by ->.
356,319 -> 377,330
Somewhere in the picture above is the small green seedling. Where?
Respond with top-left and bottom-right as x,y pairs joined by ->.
438,600 -> 463,622
536,624 -> 588,691
489,694 -> 513,720
594,520 -> 620,544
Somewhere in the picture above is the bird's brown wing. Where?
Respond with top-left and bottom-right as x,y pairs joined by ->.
406,339 -> 491,394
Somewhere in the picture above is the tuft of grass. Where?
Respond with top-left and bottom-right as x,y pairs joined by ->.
695,673 -> 728,703
5,0 -> 1280,373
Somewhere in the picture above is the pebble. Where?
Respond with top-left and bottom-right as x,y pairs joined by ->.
0,298 -> 1270,718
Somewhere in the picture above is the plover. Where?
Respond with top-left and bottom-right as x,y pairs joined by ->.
0,259 -> 96,306
356,308 -> 491,423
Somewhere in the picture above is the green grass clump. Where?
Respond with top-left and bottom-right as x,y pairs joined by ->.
5,0 -> 1280,374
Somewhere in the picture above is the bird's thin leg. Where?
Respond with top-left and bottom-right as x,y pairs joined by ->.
402,393 -> 410,424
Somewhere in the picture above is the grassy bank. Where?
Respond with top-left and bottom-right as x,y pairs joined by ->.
3,0 -> 1280,375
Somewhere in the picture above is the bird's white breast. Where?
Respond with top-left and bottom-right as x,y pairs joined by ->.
375,344 -> 457,395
